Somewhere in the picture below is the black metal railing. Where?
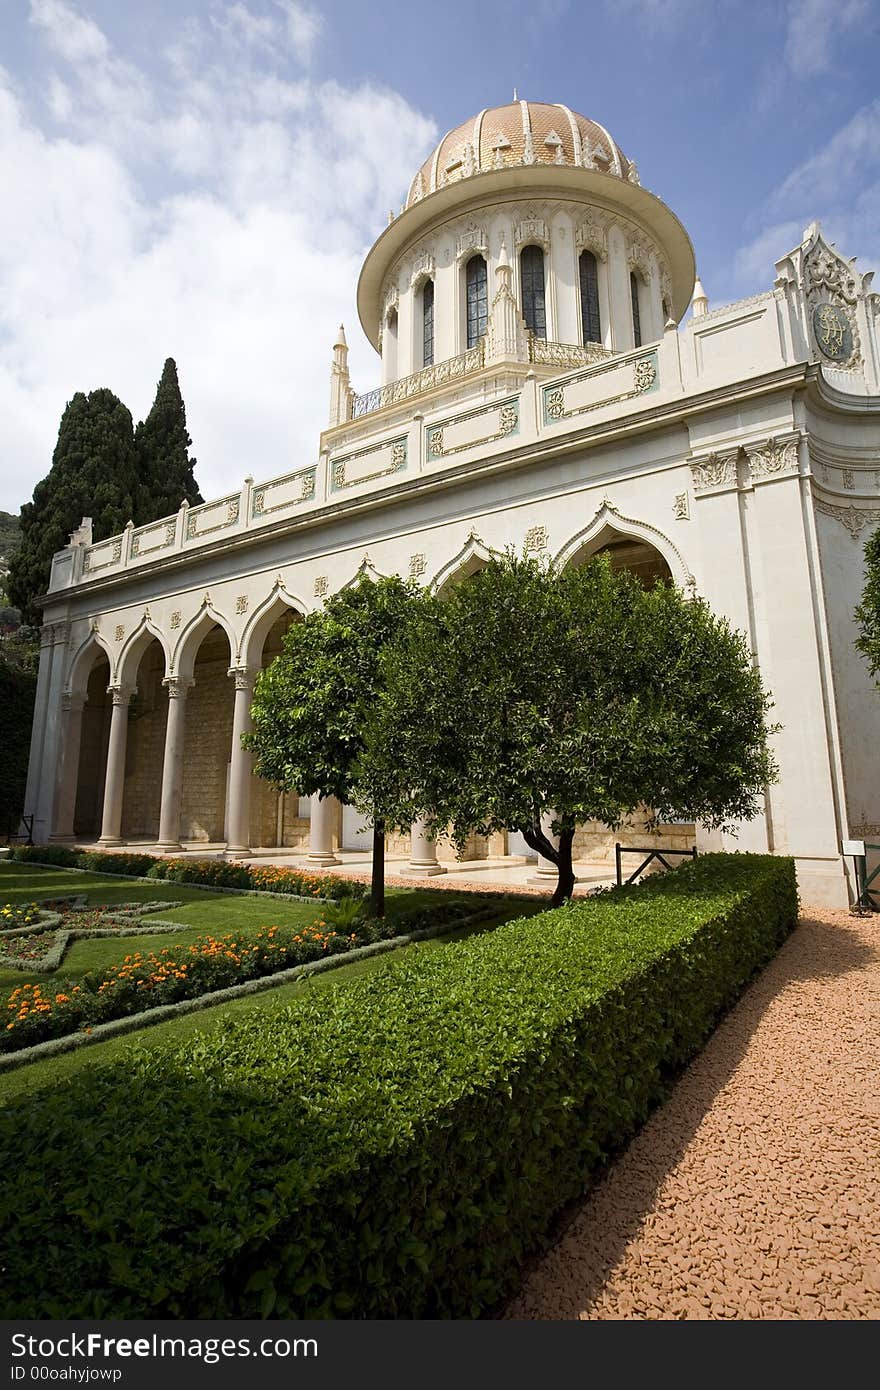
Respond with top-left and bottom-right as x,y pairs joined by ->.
615,842 -> 697,887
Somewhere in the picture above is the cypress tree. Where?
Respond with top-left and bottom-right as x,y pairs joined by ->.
8,389 -> 141,626
134,358 -> 203,522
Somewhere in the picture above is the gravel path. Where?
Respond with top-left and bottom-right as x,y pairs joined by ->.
506,907 -> 880,1320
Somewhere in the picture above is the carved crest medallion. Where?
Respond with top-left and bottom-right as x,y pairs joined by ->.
812,302 -> 853,363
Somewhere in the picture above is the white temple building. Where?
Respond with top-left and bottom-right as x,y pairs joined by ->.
24,100 -> 880,906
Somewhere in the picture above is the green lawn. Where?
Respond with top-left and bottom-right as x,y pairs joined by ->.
0,862 -> 541,1105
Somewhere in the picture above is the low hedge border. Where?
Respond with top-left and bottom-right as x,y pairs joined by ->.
0,921 -> 190,974
0,902 -> 188,971
7,845 -> 360,901
5,858 -> 343,906
0,854 -> 797,1319
0,928 -> 71,974
0,903 -> 501,1073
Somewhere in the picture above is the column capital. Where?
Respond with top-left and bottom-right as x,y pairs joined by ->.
61,690 -> 87,714
162,675 -> 194,700
41,621 -> 70,648
107,683 -> 137,707
227,666 -> 257,692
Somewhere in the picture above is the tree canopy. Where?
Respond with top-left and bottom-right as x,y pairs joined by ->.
8,389 -> 141,626
8,363 -> 203,626
135,358 -> 203,520
855,525 -> 880,688
361,554 -> 778,906
245,575 -> 426,916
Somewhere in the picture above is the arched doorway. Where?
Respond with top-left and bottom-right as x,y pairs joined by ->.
120,638 -> 168,843
72,652 -> 111,839
178,623 -> 234,844
248,608 -> 308,849
566,525 -> 673,587
562,523 -> 691,873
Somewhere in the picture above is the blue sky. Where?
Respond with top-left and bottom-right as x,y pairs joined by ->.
1,0 -> 878,512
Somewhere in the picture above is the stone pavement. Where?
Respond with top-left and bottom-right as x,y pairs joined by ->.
506,906 -> 880,1319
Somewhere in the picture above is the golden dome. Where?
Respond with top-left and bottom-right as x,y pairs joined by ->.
406,101 -> 635,207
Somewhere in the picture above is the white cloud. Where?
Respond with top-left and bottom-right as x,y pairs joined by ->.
730,99 -> 880,296
0,3 -> 436,512
770,98 -> 880,211
30,0 -> 109,63
277,2 -> 323,64
783,0 -> 869,78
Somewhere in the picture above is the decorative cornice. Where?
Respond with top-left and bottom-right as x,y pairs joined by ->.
744,435 -> 800,483
813,498 -> 880,540
690,289 -> 780,327
689,450 -> 739,492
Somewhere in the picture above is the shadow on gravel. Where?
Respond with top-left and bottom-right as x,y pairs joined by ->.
506,913 -> 879,1318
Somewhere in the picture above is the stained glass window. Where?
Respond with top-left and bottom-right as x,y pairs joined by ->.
466,256 -> 488,349
520,245 -> 546,339
579,251 -> 601,344
630,271 -> 642,348
422,279 -> 434,367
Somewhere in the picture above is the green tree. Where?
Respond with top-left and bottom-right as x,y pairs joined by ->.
364,554 -> 778,907
0,641 -> 36,834
134,358 -> 203,521
245,576 -> 425,917
7,390 -> 141,625
855,525 -> 880,688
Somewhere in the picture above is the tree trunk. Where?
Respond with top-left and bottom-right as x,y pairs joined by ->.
521,811 -> 577,906
370,819 -> 386,919
551,822 -> 576,907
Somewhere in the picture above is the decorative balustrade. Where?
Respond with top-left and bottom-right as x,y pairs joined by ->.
351,342 -> 486,418
528,337 -> 612,370
350,338 -> 612,422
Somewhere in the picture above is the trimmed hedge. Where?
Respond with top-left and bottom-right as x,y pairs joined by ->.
0,853 -> 797,1319
7,844 -> 362,900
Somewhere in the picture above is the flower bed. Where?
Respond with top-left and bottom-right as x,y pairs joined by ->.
0,931 -> 61,966
0,896 -> 494,1052
0,901 -> 188,975
0,903 -> 43,932
2,921 -> 350,1052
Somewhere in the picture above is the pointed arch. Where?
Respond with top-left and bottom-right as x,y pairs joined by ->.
341,555 -> 389,591
554,501 -> 695,592
66,629 -> 112,698
172,600 -> 236,680
239,585 -> 307,671
115,613 -> 171,688
430,532 -> 497,596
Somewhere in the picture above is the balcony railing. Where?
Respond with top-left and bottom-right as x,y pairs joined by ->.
352,342 -> 486,418
350,337 -> 612,421
528,337 -> 611,370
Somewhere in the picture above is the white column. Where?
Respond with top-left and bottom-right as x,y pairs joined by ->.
23,625 -> 55,826
307,792 -> 340,866
50,692 -> 87,841
97,684 -> 135,846
33,623 -> 70,842
225,667 -> 255,856
402,817 -> 446,876
156,677 -> 193,851
528,810 -> 558,883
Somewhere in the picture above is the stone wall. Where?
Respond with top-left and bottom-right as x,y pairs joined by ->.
573,812 -> 697,871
